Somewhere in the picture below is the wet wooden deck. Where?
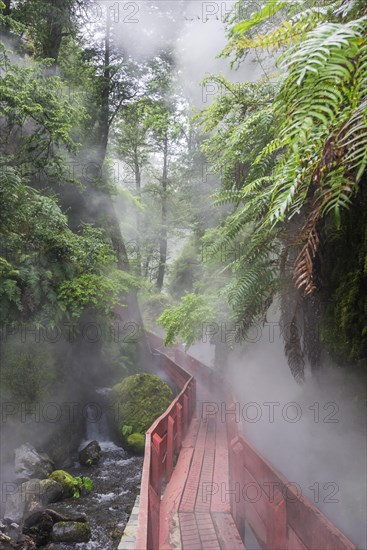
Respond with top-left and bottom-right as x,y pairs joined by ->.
159,386 -> 245,550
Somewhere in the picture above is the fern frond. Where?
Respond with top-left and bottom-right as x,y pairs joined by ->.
234,7 -> 329,52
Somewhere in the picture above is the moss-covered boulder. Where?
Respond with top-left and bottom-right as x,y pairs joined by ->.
52,521 -> 91,543
49,470 -> 75,498
126,433 -> 145,455
113,373 -> 173,450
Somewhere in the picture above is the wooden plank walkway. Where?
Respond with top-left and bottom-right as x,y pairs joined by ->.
159,384 -> 245,550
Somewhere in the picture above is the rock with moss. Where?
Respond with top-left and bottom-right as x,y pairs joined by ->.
126,433 -> 145,455
79,441 -> 102,466
51,521 -> 91,543
113,373 -> 172,449
48,471 -> 74,498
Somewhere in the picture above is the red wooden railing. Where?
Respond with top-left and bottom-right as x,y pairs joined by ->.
136,334 -> 357,550
136,336 -> 196,549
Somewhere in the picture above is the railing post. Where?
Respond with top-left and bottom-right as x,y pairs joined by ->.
183,394 -> 189,434
151,433 -> 163,496
188,382 -> 193,417
166,415 -> 175,483
176,402 -> 183,451
229,437 -> 246,531
266,490 -> 287,550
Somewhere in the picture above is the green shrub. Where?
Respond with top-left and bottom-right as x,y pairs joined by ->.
1,337 -> 57,402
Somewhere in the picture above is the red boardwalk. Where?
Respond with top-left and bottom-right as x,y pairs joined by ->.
160,386 -> 245,549
134,334 -> 357,550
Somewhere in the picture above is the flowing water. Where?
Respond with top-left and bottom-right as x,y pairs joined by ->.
48,390 -> 143,549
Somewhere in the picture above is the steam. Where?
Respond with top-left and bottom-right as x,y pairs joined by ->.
189,303 -> 367,548
1,3 -> 365,547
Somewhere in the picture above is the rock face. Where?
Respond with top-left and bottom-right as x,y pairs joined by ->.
78,440 -> 102,466
4,479 -> 63,523
113,373 -> 172,452
51,521 -> 91,543
14,444 -> 54,482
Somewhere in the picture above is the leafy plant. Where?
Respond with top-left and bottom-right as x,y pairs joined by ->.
195,1 -> 367,379
122,424 -> 133,437
158,292 -> 217,348
72,476 -> 93,498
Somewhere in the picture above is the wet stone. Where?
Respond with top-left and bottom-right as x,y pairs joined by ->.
51,521 -> 91,543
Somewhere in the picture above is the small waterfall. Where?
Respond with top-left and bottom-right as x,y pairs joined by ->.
85,403 -> 110,443
80,388 -> 117,451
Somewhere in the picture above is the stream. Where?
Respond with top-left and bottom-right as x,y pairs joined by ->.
47,389 -> 143,550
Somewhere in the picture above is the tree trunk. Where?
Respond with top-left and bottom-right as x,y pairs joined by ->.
156,137 -> 168,290
97,7 -> 111,165
134,155 -> 142,275
41,0 -> 65,67
3,0 -> 11,16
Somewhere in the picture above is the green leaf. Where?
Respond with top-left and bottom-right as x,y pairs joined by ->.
231,1 -> 288,36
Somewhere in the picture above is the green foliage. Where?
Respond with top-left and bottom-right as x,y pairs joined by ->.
48,470 -> 93,499
168,240 -> 202,299
140,291 -> 172,333
198,76 -> 276,191
196,1 -> 367,378
0,42 -> 85,178
0,164 -> 124,325
224,2 -> 330,56
158,292 -> 216,348
0,336 -> 57,402
57,271 -> 139,317
72,476 -> 93,498
320,194 -> 367,367
122,424 -> 133,437
230,0 -> 288,36
113,373 -> 172,444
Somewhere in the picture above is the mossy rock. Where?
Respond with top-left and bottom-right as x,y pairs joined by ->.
49,470 -> 74,498
126,433 -> 145,455
113,373 -> 172,447
52,521 -> 91,543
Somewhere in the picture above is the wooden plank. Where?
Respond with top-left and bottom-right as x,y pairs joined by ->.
266,490 -> 286,550
236,435 -> 356,550
183,417 -> 199,449
195,417 -> 216,512
148,484 -> 161,550
179,512 -> 202,550
135,434 -> 151,550
159,447 -> 194,548
287,526 -> 308,550
196,513 -> 221,549
244,499 -> 266,548
212,512 -> 246,550
285,493 -> 357,550
211,418 -> 231,513
179,419 -> 208,512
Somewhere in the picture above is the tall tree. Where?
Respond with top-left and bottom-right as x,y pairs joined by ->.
145,54 -> 186,289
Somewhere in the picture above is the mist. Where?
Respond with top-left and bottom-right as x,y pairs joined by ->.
1,1 -> 366,548
188,302 -> 367,549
